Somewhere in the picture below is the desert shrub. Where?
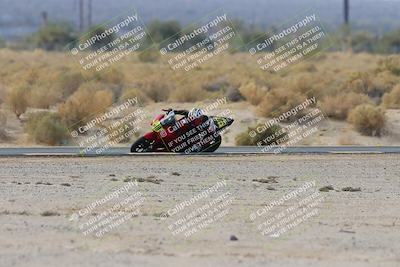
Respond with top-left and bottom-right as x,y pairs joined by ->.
292,62 -> 317,73
30,23 -> 76,51
257,88 -> 306,120
144,81 -> 170,102
351,31 -> 376,53
120,88 -> 149,105
169,86 -> 205,102
320,92 -> 371,120
58,82 -> 113,129
203,78 -> 231,92
28,84 -> 61,109
81,26 -> 116,51
148,20 -> 182,43
0,37 -> 6,48
6,84 -> 29,119
26,112 -> 69,145
239,82 -> 266,105
348,104 -> 386,136
92,67 -> 124,86
235,124 -> 287,146
0,110 -> 8,140
376,57 -> 400,76
286,74 -> 318,97
226,87 -> 245,102
344,72 -> 387,99
58,71 -> 85,99
138,49 -> 160,63
374,71 -> 400,91
382,85 -> 400,109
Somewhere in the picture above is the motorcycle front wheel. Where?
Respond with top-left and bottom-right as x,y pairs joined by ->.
202,135 -> 222,152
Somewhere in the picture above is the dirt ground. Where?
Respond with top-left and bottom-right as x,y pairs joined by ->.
0,154 -> 399,267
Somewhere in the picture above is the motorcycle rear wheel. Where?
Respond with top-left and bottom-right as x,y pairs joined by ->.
130,136 -> 152,153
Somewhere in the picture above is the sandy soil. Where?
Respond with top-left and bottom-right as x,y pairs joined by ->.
0,154 -> 399,267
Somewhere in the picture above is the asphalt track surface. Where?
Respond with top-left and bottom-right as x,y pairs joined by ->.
1,146 -> 400,156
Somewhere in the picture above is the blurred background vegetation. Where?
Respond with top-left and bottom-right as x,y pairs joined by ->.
0,0 -> 399,146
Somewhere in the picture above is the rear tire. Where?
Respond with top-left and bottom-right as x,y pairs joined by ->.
202,135 -> 222,152
130,136 -> 152,153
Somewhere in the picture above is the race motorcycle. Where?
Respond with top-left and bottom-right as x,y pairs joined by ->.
130,109 -> 234,153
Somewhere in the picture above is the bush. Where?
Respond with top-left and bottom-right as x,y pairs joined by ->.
376,57 -> 400,76
348,104 -> 386,136
344,72 -> 387,99
58,71 -> 85,99
320,92 -> 371,120
239,82 -> 266,105
6,84 -> 29,119
58,82 -> 113,129
226,87 -> 245,102
144,81 -> 170,102
169,86 -> 205,102
82,26 -> 116,51
235,124 -> 287,146
0,37 -> 6,48
30,23 -> 76,51
382,85 -> 400,109
138,49 -> 160,63
0,110 -> 8,140
92,67 -> 125,86
26,112 -> 69,145
257,88 -> 306,120
120,88 -> 149,105
28,84 -> 61,109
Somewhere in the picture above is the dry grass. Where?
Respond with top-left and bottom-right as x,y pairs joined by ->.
320,92 -> 371,120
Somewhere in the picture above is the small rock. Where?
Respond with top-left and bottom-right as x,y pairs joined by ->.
253,177 -> 278,184
60,183 -> 71,187
109,174 -> 116,177
319,185 -> 334,192
342,187 -> 361,192
171,172 -> 181,176
36,181 -> 53,185
339,229 -> 356,234
267,186 -> 276,190
230,235 -> 238,241
40,211 -> 60,216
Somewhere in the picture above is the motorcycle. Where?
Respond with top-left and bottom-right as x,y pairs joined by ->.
130,109 -> 234,153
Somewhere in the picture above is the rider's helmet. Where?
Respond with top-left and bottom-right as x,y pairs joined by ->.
188,108 -> 204,120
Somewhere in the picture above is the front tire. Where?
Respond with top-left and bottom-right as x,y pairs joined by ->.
202,135 -> 222,152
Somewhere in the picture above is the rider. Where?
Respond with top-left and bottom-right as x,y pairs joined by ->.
160,108 -> 217,133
